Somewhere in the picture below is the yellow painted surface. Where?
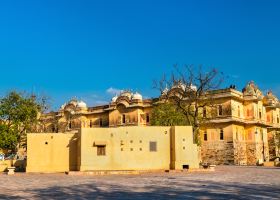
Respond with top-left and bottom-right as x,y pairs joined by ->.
0,160 -> 26,172
26,133 -> 78,173
27,126 -> 199,173
80,127 -> 171,171
170,126 -> 199,169
201,124 -> 233,142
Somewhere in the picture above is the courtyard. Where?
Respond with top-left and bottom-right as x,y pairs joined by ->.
0,166 -> 279,199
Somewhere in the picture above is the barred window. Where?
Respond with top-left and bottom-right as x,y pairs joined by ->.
149,141 -> 157,152
97,146 -> 106,156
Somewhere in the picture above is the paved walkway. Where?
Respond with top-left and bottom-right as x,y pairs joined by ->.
0,166 -> 279,199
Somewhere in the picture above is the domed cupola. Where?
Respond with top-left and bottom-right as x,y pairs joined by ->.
190,84 -> 197,91
120,90 -> 133,99
161,86 -> 169,96
171,81 -> 197,92
77,101 -> 87,110
60,103 -> 66,110
111,95 -> 118,103
172,81 -> 186,91
263,91 -> 279,106
132,92 -> 143,101
242,81 -> 263,98
68,99 -> 78,107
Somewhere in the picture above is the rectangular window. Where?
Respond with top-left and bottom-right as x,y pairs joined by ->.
97,146 -> 106,156
204,132 -> 207,141
122,114 -> 126,124
99,118 -> 103,127
238,106 -> 241,117
146,114 -> 150,123
218,105 -> 223,116
260,129 -> 264,141
220,129 -> 224,140
203,107 -> 207,118
149,141 -> 157,152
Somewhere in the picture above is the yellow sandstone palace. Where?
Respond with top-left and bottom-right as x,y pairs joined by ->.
37,81 -> 280,166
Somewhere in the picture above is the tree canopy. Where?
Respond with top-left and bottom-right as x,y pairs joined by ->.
0,91 -> 48,151
151,102 -> 188,126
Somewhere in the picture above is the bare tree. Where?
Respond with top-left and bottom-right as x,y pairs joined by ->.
153,65 -> 224,144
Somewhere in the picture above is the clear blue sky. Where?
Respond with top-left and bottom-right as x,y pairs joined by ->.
1,0 -> 280,110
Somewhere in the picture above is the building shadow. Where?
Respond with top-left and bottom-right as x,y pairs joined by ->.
68,133 -> 79,171
1,176 -> 279,200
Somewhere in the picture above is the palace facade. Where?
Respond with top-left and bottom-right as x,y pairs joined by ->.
39,81 -> 280,165
40,91 -> 153,132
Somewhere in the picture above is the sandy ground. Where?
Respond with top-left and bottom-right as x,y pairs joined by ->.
0,166 -> 279,200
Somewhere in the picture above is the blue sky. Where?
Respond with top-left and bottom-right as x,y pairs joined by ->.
0,0 -> 280,110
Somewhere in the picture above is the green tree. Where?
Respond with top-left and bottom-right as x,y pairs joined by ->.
0,91 -> 48,151
151,102 -> 188,126
0,124 -> 18,150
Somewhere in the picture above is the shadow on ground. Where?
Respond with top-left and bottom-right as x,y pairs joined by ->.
1,178 -> 279,200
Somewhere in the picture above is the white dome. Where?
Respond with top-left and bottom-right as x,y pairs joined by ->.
132,92 -> 143,100
190,84 -> 197,91
120,91 -> 133,99
69,99 -> 78,106
162,87 -> 169,95
172,82 -> 186,91
60,103 -> 66,110
111,95 -> 118,103
172,83 -> 197,92
77,101 -> 87,109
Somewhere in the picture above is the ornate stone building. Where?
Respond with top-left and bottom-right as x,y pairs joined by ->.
40,91 -> 153,133
200,82 -> 280,165
39,82 -> 280,165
